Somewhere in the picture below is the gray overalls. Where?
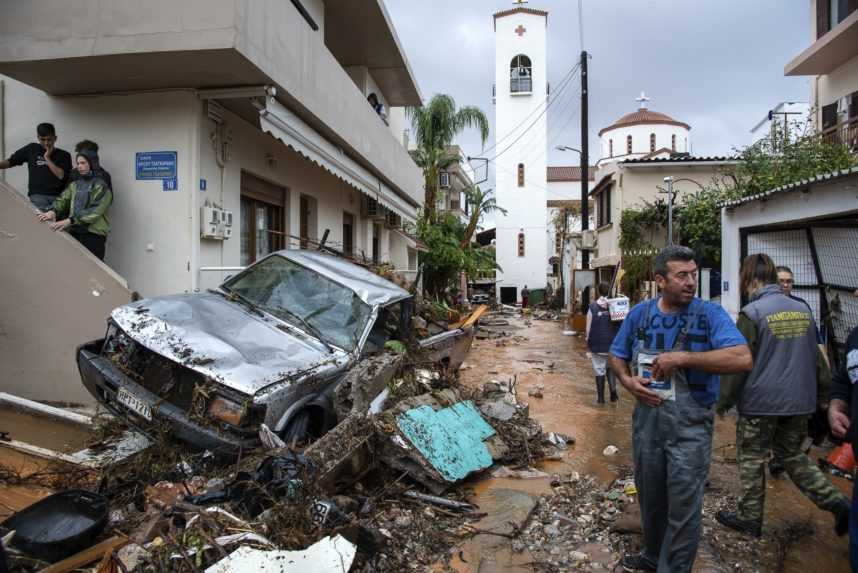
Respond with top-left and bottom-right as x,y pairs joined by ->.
631,300 -> 714,573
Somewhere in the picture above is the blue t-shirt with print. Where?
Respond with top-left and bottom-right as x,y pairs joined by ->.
609,297 -> 747,406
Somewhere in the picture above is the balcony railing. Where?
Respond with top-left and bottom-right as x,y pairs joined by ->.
820,117 -> 858,152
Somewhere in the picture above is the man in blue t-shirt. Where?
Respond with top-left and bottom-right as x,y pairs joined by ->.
609,246 -> 752,573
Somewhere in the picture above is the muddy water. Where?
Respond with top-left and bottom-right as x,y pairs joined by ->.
0,406 -> 92,453
449,316 -> 851,573
0,408 -> 92,521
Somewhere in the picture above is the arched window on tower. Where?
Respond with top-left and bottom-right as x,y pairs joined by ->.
517,163 -> 525,187
626,135 -> 633,155
517,232 -> 525,257
650,133 -> 656,152
609,139 -> 613,157
671,134 -> 676,151
510,55 -> 532,93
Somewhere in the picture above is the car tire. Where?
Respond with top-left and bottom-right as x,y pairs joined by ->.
281,408 -> 321,445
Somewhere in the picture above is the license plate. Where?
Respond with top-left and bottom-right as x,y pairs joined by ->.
116,387 -> 153,421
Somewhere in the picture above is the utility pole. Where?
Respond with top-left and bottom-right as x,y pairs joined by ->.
664,176 -> 674,245
580,50 -> 589,270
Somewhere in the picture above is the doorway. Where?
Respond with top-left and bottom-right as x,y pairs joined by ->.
240,172 -> 286,266
500,286 -> 517,305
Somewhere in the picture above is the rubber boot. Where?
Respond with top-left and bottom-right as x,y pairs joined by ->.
833,500 -> 850,536
607,373 -> 619,402
596,376 -> 606,404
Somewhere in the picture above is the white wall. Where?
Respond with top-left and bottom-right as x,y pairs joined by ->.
2,76 -> 197,296
494,11 -> 549,301
599,122 -> 690,163
721,179 -> 858,318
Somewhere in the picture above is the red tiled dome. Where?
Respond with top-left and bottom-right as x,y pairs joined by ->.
598,109 -> 690,136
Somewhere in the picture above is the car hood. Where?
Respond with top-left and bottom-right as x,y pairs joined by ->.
111,293 -> 349,395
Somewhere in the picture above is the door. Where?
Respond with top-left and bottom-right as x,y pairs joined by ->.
300,195 -> 309,249
240,172 -> 286,265
372,223 -> 381,263
500,286 -> 517,305
343,212 -> 355,257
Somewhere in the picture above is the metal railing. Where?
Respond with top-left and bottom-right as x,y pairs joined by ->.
820,117 -> 858,152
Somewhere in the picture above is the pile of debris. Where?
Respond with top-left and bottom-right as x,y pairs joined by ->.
0,351 -> 558,572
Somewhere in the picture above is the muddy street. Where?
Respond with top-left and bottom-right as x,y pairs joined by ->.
451,315 -> 852,573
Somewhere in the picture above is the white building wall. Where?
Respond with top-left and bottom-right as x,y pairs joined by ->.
599,123 -> 690,163
1,75 -> 411,298
1,76 -> 197,296
721,181 -> 858,319
494,11 -> 549,302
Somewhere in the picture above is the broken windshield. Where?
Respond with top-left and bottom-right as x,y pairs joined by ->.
221,255 -> 372,352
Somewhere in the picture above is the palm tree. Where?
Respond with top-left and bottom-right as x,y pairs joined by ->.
460,186 -> 506,247
407,95 -> 489,223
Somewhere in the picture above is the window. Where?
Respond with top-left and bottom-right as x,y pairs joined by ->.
240,172 -> 286,265
822,102 -> 839,130
555,232 -> 562,254
609,139 -> 613,157
650,133 -> 656,152
517,232 -> 525,257
517,163 -> 525,187
818,0 -> 854,38
510,55 -> 532,93
342,212 -> 355,257
597,186 -> 612,227
671,134 -> 676,151
626,135 -> 633,155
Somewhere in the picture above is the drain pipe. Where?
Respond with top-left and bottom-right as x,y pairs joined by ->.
0,80 -> 5,181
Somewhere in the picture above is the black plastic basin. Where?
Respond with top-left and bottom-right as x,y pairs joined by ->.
1,489 -> 108,563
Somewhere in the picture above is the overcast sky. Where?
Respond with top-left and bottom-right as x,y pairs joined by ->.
386,0 -> 812,179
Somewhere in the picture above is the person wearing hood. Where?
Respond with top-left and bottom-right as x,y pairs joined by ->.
586,281 -> 620,403
715,253 -> 848,539
37,148 -> 112,260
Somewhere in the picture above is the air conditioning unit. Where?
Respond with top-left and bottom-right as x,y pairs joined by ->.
363,198 -> 387,220
581,229 -> 596,250
439,172 -> 451,189
385,211 -> 401,228
201,206 -> 223,240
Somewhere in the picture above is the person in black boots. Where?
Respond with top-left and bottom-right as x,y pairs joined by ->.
586,282 -> 621,404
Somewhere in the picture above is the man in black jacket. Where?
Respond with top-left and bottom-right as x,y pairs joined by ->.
828,323 -> 858,570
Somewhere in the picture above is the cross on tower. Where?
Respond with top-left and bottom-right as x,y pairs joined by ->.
515,24 -> 526,37
514,0 -> 528,5
636,91 -> 651,110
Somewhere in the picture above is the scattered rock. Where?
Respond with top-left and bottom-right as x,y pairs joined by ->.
602,445 -> 619,456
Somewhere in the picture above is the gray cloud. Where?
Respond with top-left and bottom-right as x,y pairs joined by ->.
386,0 -> 811,177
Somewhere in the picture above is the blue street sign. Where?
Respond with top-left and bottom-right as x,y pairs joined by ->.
136,151 -> 177,180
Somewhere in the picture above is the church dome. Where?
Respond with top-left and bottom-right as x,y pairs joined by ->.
598,109 -> 690,136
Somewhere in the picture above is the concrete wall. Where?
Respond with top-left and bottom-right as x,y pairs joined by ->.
592,162 -> 734,265
721,178 -> 858,318
2,76 -> 198,296
0,0 -> 424,210
0,182 -> 132,404
494,11 -> 549,301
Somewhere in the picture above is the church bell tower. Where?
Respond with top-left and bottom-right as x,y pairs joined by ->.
493,2 -> 549,304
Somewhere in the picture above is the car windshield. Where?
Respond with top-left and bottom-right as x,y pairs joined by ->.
221,255 -> 372,352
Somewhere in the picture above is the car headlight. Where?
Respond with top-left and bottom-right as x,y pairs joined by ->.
208,396 -> 247,426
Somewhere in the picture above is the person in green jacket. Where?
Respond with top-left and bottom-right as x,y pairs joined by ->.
37,148 -> 112,260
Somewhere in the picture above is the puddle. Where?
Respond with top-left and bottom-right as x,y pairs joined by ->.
0,405 -> 92,453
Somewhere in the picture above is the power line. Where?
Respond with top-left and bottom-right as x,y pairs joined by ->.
487,63 -> 581,163
479,61 -> 581,157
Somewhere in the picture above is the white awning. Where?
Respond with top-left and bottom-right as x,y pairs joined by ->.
258,98 -> 418,222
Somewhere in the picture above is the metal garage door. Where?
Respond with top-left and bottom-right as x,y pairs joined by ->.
742,223 -> 858,351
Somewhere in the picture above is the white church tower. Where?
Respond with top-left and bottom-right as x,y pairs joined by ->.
493,2 -> 549,305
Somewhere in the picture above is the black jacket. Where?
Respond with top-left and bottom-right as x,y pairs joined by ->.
829,326 -> 858,446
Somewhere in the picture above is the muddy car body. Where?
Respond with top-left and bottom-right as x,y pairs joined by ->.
77,251 -> 469,455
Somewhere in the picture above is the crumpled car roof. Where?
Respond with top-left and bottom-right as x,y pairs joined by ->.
276,250 -> 411,307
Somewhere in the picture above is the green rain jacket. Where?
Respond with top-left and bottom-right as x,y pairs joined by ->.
53,175 -> 112,237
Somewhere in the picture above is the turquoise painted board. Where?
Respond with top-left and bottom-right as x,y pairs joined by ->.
397,401 -> 496,482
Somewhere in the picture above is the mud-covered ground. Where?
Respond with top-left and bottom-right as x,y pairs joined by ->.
447,314 -> 852,573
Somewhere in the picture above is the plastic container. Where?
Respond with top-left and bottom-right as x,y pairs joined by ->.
2,489 -> 108,562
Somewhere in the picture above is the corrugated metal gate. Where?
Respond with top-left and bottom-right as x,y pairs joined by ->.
741,221 -> 858,352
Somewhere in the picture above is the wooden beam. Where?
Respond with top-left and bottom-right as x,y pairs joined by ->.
39,536 -> 129,573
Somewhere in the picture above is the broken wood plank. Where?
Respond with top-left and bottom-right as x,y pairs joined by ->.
39,536 -> 129,573
0,393 -> 93,426
449,305 -> 488,331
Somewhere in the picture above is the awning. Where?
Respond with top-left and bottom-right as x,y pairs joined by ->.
259,98 -> 418,222
392,228 -> 428,252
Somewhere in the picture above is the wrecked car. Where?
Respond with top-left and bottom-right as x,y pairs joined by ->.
77,250 -> 473,456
